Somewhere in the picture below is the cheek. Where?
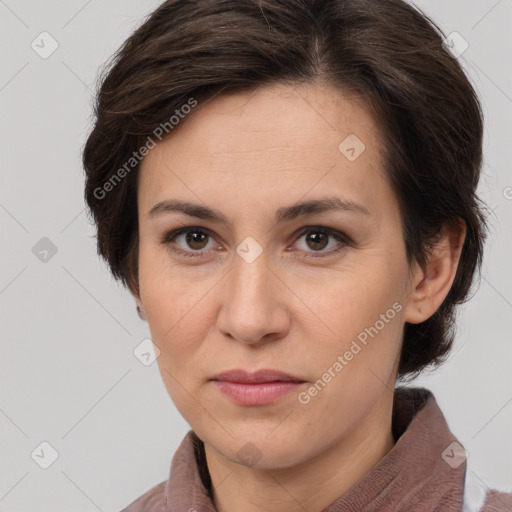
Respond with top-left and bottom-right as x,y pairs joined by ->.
143,278 -> 211,356
309,262 -> 403,331
139,244 -> 198,328
138,247 -> 209,367
301,260 -> 405,381
140,262 -> 214,422
297,280 -> 404,430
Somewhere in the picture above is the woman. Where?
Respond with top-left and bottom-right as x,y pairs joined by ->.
83,0 -> 511,510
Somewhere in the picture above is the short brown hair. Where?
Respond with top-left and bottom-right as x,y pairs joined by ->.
83,0 -> 489,380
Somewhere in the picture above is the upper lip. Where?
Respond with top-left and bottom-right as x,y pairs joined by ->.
211,369 -> 305,384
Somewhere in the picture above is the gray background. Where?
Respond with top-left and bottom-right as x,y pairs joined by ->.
0,1 -> 511,510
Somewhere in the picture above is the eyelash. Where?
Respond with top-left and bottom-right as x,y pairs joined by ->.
160,226 -> 353,259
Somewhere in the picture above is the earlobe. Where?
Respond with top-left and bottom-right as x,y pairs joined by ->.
136,304 -> 147,321
404,218 -> 466,325
134,297 -> 147,321
403,259 -> 428,324
129,279 -> 147,321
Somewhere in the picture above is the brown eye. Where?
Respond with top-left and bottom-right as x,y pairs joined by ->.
162,227 -> 217,258
305,231 -> 329,251
294,227 -> 351,258
184,231 -> 210,250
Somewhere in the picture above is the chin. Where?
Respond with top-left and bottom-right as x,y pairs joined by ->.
203,425 -> 314,470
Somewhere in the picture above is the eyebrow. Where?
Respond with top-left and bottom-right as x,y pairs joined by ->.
147,196 -> 370,225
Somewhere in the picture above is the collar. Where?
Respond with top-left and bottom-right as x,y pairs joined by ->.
165,386 -> 466,512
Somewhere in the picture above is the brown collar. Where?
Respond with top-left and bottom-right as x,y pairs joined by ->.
164,386 -> 467,511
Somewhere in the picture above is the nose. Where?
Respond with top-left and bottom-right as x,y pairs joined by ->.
216,250 -> 291,345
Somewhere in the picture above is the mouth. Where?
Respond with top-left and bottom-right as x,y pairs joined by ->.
210,368 -> 306,406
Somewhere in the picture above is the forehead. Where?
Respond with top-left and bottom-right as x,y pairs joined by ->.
149,82 -> 379,158
137,82 -> 390,219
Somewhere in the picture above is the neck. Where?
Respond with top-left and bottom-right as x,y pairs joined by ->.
204,391 -> 396,512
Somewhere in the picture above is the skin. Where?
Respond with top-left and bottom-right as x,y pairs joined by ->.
134,82 -> 465,512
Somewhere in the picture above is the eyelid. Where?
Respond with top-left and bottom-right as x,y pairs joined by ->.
291,226 -> 352,258
160,226 -> 220,258
161,225 -> 353,258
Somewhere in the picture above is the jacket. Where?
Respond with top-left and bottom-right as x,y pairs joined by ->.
121,387 -> 512,511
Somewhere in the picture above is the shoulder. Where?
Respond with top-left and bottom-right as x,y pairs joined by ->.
119,480 -> 167,512
463,470 -> 512,512
481,489 -> 512,511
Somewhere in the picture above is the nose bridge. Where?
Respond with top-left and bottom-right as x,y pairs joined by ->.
217,248 -> 289,344
232,250 -> 271,304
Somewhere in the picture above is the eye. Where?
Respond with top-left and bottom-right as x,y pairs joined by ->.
162,227 -> 218,258
292,226 -> 351,257
161,225 -> 352,259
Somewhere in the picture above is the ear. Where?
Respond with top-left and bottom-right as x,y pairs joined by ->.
136,300 -> 147,321
132,293 -> 147,322
127,275 -> 147,321
404,217 -> 466,324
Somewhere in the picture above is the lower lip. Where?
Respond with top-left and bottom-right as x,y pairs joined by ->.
212,380 -> 304,406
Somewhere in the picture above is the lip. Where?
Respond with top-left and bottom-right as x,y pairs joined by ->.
210,368 -> 306,406
211,368 -> 304,384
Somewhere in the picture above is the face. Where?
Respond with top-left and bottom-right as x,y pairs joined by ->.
135,82 -> 416,470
